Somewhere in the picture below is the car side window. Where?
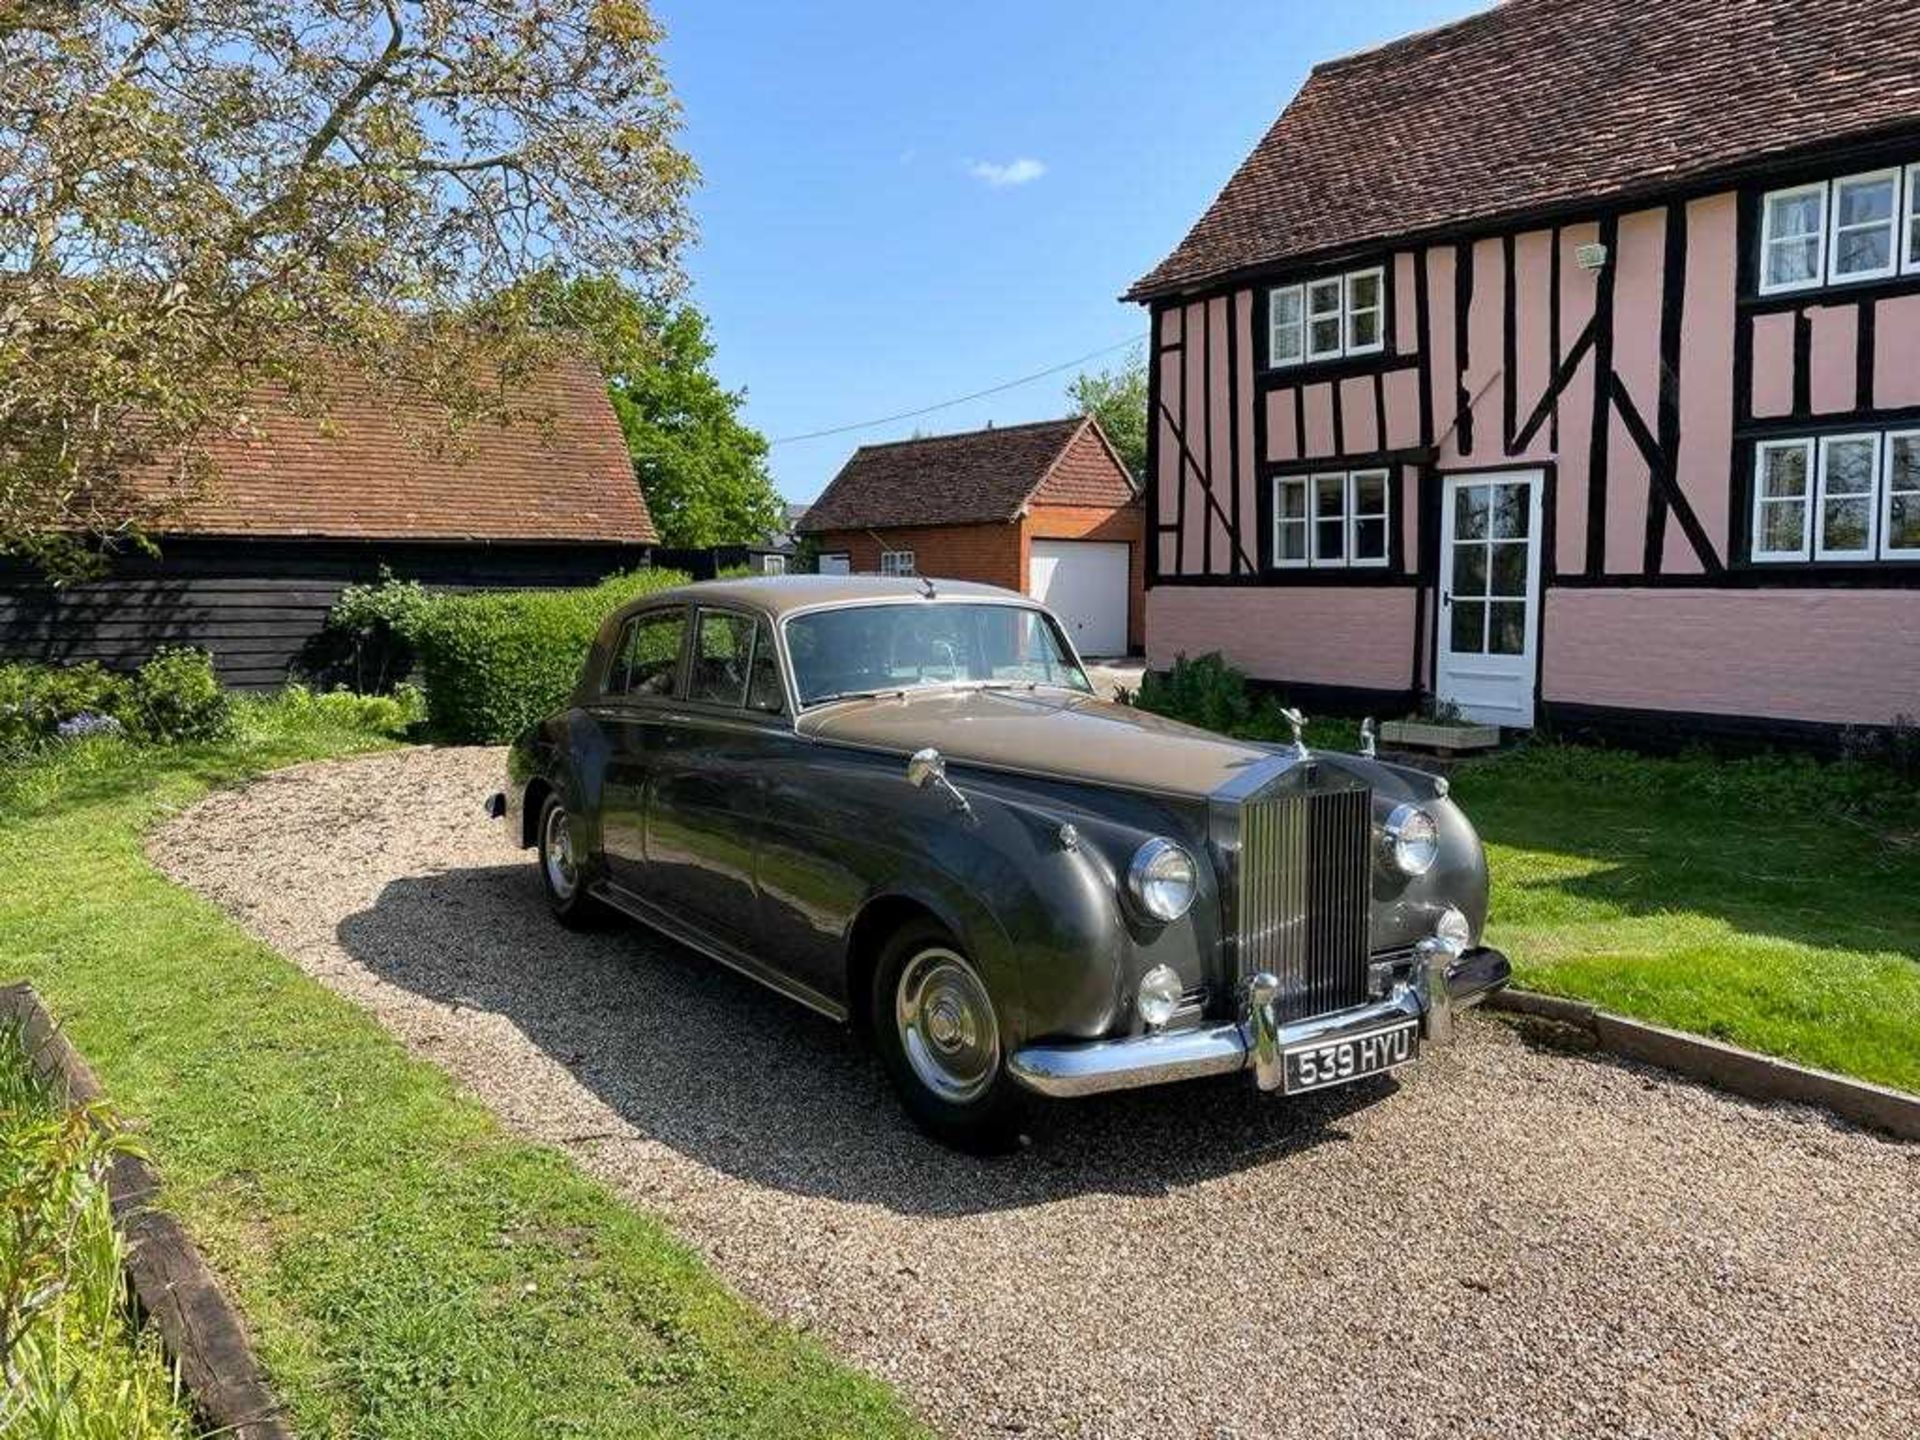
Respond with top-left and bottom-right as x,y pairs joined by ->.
688,610 -> 755,707
745,620 -> 784,714
605,609 -> 685,699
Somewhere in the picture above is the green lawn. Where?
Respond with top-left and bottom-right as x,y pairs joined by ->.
1452,744 -> 1920,1094
0,702 -> 925,1440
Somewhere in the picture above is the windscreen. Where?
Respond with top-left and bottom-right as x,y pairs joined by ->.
785,602 -> 1092,706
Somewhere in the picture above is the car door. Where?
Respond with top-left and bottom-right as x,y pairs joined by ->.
644,607 -> 781,947
594,605 -> 689,891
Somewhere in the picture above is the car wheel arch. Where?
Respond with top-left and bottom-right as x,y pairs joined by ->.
843,887 -> 1022,1046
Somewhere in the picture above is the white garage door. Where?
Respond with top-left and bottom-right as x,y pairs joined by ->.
1029,540 -> 1129,657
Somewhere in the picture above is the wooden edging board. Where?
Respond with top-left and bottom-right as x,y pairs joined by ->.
0,982 -> 294,1440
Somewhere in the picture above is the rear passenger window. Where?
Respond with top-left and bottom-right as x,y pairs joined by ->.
605,610 -> 685,698
689,610 -> 755,706
745,621 -> 784,714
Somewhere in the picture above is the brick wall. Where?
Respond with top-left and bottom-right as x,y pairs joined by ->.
810,522 -> 1023,592
811,502 -> 1147,653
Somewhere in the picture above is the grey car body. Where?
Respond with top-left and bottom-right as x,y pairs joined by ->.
495,574 -> 1509,1133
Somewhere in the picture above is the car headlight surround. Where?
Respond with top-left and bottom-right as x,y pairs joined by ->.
1383,803 -> 1440,877
1136,964 -> 1184,1028
1126,837 -> 1196,922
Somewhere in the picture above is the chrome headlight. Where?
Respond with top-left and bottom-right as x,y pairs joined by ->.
1136,964 -> 1184,1028
1383,803 -> 1439,876
1126,837 -> 1196,922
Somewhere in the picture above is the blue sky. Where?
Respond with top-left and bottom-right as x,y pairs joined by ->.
655,0 -> 1485,504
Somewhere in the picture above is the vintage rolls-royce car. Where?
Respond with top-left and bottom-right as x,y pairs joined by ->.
489,575 -> 1509,1147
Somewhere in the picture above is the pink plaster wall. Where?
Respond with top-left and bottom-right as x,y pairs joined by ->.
1750,312 -> 1795,418
1234,290 -> 1257,577
1148,586 -> 1416,689
1876,294 -> 1920,409
1383,367 -> 1422,450
1156,348 -> 1181,526
1673,193 -> 1737,574
1206,295 -> 1232,572
1182,301 -> 1206,574
1544,589 -> 1920,726
1340,375 -> 1378,454
1302,383 -> 1336,459
1394,252 -> 1420,354
1266,388 -> 1298,462
1555,222 -> 1601,574
1425,247 -> 1457,450
1808,304 -> 1859,415
1512,230 -> 1554,437
1159,308 -> 1182,347
1606,208 -> 1665,574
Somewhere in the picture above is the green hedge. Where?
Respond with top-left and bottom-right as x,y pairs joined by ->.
405,568 -> 689,743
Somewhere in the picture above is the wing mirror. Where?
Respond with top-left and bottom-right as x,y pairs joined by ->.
906,747 -> 972,816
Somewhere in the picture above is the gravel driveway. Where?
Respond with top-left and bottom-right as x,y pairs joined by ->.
151,746 -> 1920,1440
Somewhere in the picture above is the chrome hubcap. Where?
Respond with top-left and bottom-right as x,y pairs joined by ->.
896,947 -> 999,1103
543,803 -> 578,901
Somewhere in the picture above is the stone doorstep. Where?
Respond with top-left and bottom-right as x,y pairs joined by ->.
0,983 -> 295,1440
1488,988 -> 1920,1143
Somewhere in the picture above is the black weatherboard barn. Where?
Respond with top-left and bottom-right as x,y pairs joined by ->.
0,356 -> 656,688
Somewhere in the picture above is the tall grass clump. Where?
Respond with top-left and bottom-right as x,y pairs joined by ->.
0,1026 -> 193,1439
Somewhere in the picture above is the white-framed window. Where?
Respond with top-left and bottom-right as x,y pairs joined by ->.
1829,169 -> 1900,284
1344,268 -> 1385,355
817,551 -> 851,575
1349,468 -> 1390,566
879,549 -> 916,576
1814,433 -> 1880,560
1310,472 -> 1347,562
1272,469 -> 1391,569
1305,279 -> 1344,361
1751,439 -> 1813,561
1905,163 -> 1920,275
1760,181 -> 1828,294
1885,431 -> 1920,558
1269,265 -> 1387,367
1753,429 -> 1920,564
759,553 -> 788,575
1268,285 -> 1304,367
1272,475 -> 1309,567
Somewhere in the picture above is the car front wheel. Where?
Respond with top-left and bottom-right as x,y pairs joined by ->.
537,793 -> 604,929
872,920 -> 1024,1151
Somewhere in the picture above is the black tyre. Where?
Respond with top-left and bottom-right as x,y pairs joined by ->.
536,792 -> 606,929
871,919 -> 1025,1152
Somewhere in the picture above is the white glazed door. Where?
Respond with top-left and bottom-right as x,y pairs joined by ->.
1435,471 -> 1543,728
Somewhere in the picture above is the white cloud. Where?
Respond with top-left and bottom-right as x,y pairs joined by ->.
967,157 -> 1046,187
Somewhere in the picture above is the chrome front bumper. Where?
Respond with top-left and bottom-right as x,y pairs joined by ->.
1007,944 -> 1511,1099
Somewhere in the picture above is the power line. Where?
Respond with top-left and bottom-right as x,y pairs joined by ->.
766,335 -> 1142,446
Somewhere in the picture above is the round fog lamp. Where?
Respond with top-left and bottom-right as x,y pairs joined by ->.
1137,964 -> 1184,1028
1435,905 -> 1472,952
1126,837 -> 1197,922
1384,803 -> 1439,877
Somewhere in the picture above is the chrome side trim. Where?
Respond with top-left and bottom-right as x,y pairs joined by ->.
591,882 -> 850,1024
1009,947 -> 1512,1099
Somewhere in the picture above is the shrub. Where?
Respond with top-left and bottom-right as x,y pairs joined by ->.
406,568 -> 689,743
302,570 -> 434,694
123,646 -> 233,744
262,681 -> 427,740
0,660 -> 130,753
1133,652 -> 1256,735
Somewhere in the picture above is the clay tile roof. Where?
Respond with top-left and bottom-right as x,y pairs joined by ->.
1129,0 -> 1920,301
798,416 -> 1135,533
147,353 -> 655,543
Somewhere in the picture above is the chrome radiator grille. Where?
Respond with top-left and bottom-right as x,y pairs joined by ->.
1235,786 -> 1373,1022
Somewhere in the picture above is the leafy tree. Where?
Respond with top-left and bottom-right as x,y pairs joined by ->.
0,1 -> 695,577
1067,349 -> 1148,484
537,277 -> 778,548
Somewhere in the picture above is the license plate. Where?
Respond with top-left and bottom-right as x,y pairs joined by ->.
1281,1020 -> 1419,1094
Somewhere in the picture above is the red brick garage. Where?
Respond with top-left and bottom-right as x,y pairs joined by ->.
798,416 -> 1144,655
